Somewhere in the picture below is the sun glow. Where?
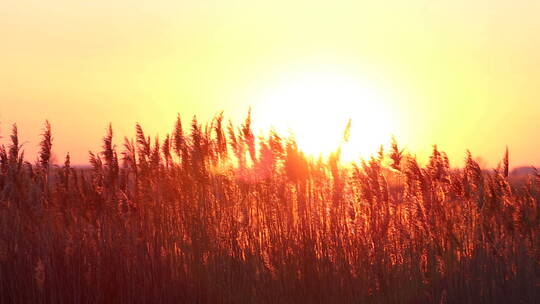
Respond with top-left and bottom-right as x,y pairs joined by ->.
253,70 -> 398,162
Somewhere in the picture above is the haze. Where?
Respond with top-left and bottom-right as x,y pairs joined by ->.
1,0 -> 539,167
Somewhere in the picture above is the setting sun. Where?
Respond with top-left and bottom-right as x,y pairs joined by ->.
1,1 -> 539,303
253,70 -> 397,161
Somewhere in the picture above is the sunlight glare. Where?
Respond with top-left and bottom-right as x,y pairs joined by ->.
253,70 -> 397,162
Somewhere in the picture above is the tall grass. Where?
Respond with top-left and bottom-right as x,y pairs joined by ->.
0,113 -> 538,303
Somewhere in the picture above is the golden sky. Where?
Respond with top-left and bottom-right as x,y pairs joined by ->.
1,0 -> 539,167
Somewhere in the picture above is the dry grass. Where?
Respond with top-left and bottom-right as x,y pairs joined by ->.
0,114 -> 538,303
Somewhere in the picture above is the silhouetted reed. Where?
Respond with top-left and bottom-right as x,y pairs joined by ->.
0,113 -> 538,303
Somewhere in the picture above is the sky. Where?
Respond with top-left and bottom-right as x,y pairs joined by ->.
1,0 -> 539,167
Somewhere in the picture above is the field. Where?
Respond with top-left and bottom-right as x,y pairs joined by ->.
0,114 -> 538,303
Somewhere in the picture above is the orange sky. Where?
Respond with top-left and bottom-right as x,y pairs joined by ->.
1,0 -> 540,167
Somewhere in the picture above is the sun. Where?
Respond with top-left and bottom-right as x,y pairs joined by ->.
252,70 -> 397,162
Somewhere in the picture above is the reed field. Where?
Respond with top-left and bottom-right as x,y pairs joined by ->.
0,113 -> 538,303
